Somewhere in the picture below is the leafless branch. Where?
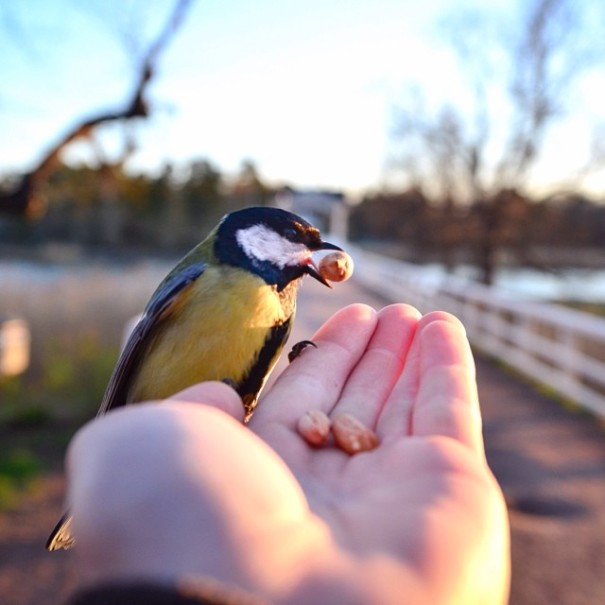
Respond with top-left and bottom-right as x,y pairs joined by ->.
0,0 -> 194,218
495,0 -> 573,186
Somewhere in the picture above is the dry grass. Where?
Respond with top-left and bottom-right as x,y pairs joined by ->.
0,259 -> 175,508
1,260 -> 173,421
1,260 -> 171,348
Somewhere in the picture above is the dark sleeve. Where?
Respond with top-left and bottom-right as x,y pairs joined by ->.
67,581 -> 270,605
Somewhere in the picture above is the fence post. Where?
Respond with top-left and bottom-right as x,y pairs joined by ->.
0,318 -> 31,378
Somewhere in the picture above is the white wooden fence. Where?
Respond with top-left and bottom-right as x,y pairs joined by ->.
347,243 -> 605,419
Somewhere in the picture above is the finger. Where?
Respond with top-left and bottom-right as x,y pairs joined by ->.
328,304 -> 421,428
376,311 -> 464,440
168,381 -> 246,422
251,304 -> 378,427
411,315 -> 485,457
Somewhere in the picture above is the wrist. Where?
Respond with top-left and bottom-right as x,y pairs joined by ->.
69,577 -> 269,605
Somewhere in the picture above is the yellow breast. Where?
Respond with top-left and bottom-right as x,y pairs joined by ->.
129,266 -> 296,402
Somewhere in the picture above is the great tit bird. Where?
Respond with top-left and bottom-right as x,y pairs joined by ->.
46,206 -> 342,551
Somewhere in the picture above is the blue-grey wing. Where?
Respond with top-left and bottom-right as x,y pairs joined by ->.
46,262 -> 208,551
97,262 -> 206,416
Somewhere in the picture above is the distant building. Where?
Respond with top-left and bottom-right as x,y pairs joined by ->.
272,187 -> 349,240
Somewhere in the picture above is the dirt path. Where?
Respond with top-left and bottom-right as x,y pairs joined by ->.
0,474 -> 75,605
479,356 -> 605,604
2,278 -> 605,604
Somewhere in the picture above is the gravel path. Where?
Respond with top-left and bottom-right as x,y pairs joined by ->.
2,278 -> 604,604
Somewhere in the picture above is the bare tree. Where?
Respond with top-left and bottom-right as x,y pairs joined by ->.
394,0 -> 603,284
0,0 -> 194,219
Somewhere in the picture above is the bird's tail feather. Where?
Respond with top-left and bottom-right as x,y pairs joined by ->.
46,512 -> 74,551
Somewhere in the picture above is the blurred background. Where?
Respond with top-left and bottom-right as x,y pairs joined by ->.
1,1 -> 605,604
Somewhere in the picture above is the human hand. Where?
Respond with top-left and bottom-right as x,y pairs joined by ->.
67,304 -> 509,605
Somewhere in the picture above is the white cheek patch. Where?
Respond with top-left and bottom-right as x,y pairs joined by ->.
236,224 -> 310,268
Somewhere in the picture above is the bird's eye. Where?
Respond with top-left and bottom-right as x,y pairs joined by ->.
284,226 -> 299,239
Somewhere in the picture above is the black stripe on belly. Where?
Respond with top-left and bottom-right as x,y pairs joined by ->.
237,318 -> 293,413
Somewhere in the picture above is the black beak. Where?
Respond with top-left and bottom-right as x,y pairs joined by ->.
305,241 -> 343,288
318,241 -> 343,252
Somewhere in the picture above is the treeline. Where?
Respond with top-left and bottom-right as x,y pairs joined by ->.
0,159 -> 272,255
3,162 -> 605,270
350,188 -> 605,268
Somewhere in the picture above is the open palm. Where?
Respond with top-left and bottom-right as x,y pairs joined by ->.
67,304 -> 509,605
249,304 -> 509,604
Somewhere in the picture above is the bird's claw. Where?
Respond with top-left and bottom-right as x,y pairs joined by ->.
288,340 -> 317,363
221,378 -> 238,390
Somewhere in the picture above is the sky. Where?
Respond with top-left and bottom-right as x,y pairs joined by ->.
1,0 -> 604,198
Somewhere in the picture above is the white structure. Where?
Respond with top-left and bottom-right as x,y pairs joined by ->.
0,318 -> 30,377
273,187 -> 349,238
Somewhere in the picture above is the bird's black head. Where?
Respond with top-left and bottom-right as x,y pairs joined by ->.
214,206 -> 342,290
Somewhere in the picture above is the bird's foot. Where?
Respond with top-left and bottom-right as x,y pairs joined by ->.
221,378 -> 238,390
288,339 -> 317,363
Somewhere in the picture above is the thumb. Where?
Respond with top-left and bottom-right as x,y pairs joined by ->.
168,381 -> 245,422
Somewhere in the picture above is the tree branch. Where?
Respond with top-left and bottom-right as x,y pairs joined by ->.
0,0 -> 194,219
